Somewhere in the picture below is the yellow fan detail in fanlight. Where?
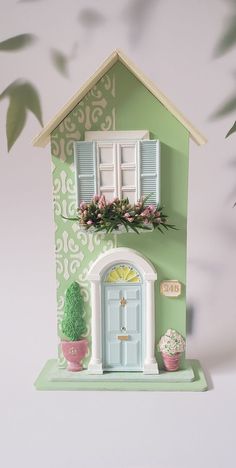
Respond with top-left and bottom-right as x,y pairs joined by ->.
105,265 -> 141,283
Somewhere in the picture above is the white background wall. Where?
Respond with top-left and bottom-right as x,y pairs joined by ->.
0,1 -> 236,467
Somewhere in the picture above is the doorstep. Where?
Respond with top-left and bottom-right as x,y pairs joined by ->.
34,359 -> 208,391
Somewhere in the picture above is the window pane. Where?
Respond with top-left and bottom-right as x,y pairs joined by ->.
122,190 -> 136,204
99,146 -> 114,163
122,169 -> 135,186
120,145 -> 135,163
100,189 -> 115,201
100,170 -> 114,186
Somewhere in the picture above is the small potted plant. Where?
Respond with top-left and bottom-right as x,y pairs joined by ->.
158,329 -> 185,371
61,281 -> 88,372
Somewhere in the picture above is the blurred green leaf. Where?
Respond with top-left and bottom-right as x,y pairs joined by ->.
6,97 -> 27,151
211,94 -> 236,119
50,49 -> 69,78
78,9 -> 105,27
226,121 -> 236,138
0,80 -> 43,151
214,15 -> 236,57
0,34 -> 37,52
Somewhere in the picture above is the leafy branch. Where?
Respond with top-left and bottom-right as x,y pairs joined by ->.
212,4 -> 236,138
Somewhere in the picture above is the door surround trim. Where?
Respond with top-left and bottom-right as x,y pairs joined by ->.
87,248 -> 158,375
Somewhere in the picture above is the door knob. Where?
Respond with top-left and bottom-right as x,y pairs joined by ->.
121,326 -> 127,333
120,297 -> 127,306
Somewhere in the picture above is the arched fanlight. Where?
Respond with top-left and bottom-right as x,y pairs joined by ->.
105,264 -> 141,283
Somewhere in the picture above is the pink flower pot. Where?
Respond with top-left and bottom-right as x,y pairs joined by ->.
162,352 -> 181,371
61,339 -> 88,372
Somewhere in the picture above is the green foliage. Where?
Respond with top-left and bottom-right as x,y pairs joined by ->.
212,3 -> 236,138
212,94 -> 236,119
0,80 -> 43,151
50,44 -> 77,78
78,9 -> 106,27
64,194 -> 176,234
214,15 -> 236,58
226,120 -> 236,138
61,282 -> 86,342
0,34 -> 37,52
50,49 -> 69,78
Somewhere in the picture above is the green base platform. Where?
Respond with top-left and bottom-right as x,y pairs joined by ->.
34,359 -> 208,391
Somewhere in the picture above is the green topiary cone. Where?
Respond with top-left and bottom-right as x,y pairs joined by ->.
61,282 -> 86,341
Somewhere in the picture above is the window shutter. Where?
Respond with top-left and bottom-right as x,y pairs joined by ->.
139,140 -> 160,206
74,141 -> 97,205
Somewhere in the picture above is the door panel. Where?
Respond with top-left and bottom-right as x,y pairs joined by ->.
107,341 -> 121,366
103,284 -> 142,371
107,303 -> 120,332
124,341 -> 140,366
125,303 -> 140,332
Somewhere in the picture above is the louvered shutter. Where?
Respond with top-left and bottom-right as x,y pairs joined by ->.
74,141 -> 97,206
139,140 -> 160,206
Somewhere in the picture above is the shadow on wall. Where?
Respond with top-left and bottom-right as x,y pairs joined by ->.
186,303 -> 195,335
121,0 -> 159,45
211,0 -> 236,138
225,155 -> 236,205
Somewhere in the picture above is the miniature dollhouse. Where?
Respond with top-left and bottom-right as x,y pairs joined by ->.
34,50 -> 207,390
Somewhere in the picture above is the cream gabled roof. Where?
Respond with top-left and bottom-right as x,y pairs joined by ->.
33,49 -> 207,147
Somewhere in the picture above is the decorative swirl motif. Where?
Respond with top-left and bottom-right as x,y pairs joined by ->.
58,200 -> 76,217
51,137 -> 60,157
52,70 -> 116,366
53,170 -> 74,195
101,114 -> 113,131
76,104 -> 85,124
64,116 -> 76,132
56,231 -> 84,280
90,86 -> 102,99
101,74 -> 111,91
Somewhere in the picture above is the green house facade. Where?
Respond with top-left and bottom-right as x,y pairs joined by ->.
34,50 -> 207,390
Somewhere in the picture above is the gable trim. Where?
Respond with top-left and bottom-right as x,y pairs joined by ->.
32,49 -> 207,148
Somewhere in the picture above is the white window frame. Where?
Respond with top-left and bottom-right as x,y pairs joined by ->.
96,140 -> 139,202
85,130 -> 149,141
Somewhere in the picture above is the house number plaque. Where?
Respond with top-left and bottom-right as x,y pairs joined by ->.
160,280 -> 182,297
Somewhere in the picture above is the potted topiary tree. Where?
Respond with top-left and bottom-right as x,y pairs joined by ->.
61,281 -> 88,372
158,329 -> 186,371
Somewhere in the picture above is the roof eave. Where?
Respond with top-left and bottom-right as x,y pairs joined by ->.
33,49 -> 207,148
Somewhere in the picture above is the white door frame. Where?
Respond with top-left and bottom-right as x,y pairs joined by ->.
87,247 -> 158,375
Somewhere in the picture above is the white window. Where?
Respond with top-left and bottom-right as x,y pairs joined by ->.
96,140 -> 138,203
74,135 -> 160,207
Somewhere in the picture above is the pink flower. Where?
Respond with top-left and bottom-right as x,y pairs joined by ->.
124,212 -> 130,218
93,195 -> 100,202
148,204 -> 156,213
98,195 -> 106,209
87,220 -> 93,225
127,217 -> 134,222
80,202 -> 87,209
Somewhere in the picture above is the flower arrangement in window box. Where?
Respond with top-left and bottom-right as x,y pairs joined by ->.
65,194 -> 176,234
158,329 -> 186,371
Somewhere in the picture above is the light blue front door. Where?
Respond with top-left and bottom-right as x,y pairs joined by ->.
103,284 -> 142,371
